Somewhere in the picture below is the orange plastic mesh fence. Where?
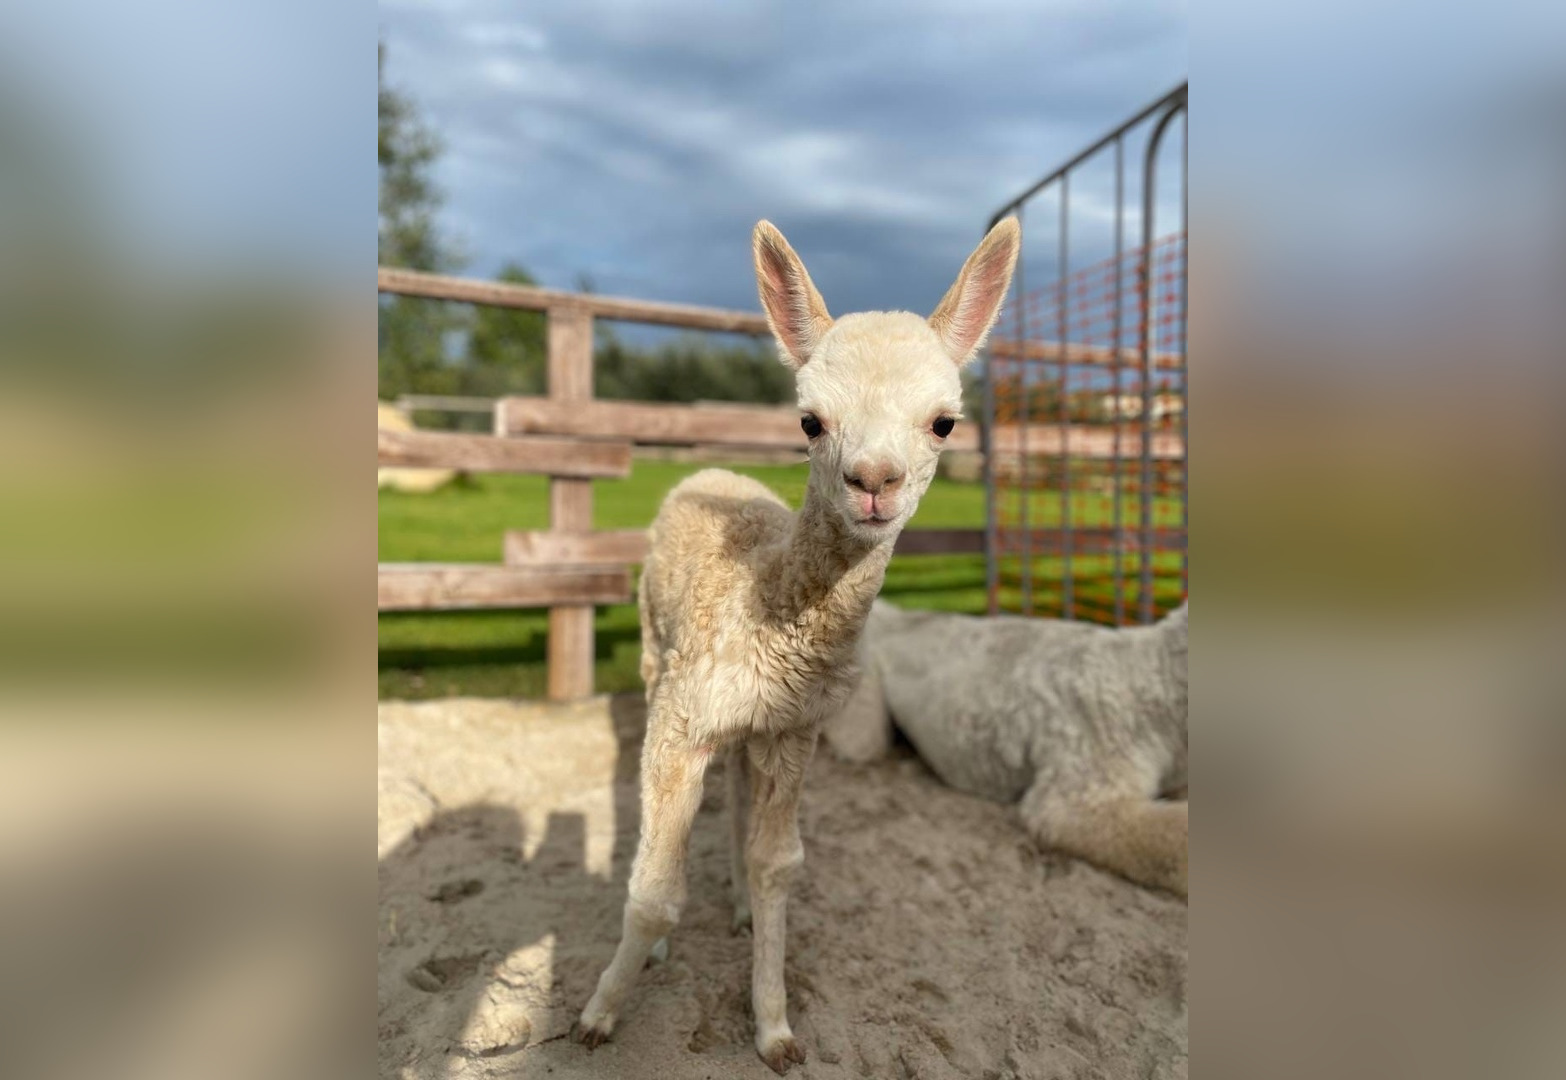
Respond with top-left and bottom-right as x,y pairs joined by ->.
989,232 -> 1187,625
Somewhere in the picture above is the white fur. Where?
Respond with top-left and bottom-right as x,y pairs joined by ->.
826,601 -> 1189,896
575,218 -> 1020,1073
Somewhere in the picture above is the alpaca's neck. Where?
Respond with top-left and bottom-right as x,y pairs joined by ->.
757,472 -> 896,631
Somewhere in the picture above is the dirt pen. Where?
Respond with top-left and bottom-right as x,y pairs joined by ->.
378,694 -> 1187,1080
377,85 -> 1189,1080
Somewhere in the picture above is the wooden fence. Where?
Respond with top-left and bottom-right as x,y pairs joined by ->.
377,266 -> 1183,701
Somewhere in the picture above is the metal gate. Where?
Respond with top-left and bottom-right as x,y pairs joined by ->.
983,82 -> 1187,625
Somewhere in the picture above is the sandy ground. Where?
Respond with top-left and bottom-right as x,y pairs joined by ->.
378,696 -> 1187,1080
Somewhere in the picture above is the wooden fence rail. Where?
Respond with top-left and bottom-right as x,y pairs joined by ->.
377,428 -> 631,477
495,396 -> 1183,459
378,267 -> 771,334
987,338 -> 1185,370
378,564 -> 633,611
378,266 -> 1185,701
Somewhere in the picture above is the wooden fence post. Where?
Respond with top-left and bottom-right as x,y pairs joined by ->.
546,305 -> 597,700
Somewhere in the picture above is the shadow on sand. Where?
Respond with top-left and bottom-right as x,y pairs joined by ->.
376,695 -> 648,1079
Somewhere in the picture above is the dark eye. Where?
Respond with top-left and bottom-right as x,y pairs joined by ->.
801,413 -> 823,439
932,416 -> 956,438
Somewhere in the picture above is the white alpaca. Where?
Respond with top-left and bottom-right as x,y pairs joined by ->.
826,601 -> 1189,895
574,218 -> 1020,1073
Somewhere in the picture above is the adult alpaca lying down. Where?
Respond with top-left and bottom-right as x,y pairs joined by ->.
826,601 -> 1189,896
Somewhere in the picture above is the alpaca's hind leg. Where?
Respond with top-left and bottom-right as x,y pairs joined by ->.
727,748 -> 752,933
745,732 -> 814,1075
575,711 -> 711,1047
1021,776 -> 1188,897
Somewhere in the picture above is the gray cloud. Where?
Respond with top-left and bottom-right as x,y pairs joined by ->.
380,0 -> 1186,318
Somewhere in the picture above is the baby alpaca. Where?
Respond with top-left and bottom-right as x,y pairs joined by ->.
575,218 -> 1020,1073
826,601 -> 1188,896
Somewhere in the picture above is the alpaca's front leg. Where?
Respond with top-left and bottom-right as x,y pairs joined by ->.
576,724 -> 711,1047
1021,775 -> 1189,896
745,732 -> 812,1075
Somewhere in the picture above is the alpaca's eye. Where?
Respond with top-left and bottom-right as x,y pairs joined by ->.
932,416 -> 956,438
801,414 -> 823,439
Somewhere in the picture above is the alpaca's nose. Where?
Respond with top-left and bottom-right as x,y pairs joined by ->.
844,462 -> 903,496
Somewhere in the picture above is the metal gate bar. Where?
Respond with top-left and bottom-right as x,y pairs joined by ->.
983,82 -> 1188,625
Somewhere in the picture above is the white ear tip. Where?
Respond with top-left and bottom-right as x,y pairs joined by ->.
990,216 -> 1021,244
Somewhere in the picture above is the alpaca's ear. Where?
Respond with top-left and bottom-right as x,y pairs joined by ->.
929,217 -> 1021,366
753,220 -> 833,369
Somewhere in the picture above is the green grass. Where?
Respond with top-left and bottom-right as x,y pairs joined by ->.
378,461 -> 1182,700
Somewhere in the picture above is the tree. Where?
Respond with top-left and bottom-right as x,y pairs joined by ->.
378,40 -> 463,403
463,263 -> 548,397
594,332 -> 793,405
378,40 -> 451,271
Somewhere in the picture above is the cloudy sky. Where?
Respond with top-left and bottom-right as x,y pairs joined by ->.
379,0 -> 1186,320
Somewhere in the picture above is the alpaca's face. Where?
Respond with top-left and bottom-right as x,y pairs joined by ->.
752,217 -> 1020,543
794,313 -> 964,541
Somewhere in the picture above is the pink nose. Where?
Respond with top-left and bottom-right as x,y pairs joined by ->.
850,490 -> 898,519
844,462 -> 903,497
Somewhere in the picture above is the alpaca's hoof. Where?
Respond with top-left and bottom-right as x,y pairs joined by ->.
572,1019 -> 613,1050
759,1035 -> 806,1075
731,905 -> 752,935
